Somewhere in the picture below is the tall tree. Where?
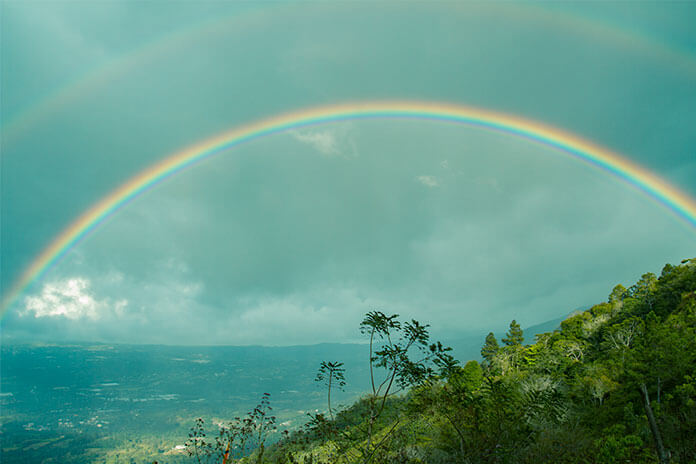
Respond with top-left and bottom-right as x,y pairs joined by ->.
315,361 -> 346,420
357,311 -> 455,463
481,332 -> 499,367
502,320 -> 524,347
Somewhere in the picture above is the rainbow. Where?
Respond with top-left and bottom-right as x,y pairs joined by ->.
2,101 -> 696,315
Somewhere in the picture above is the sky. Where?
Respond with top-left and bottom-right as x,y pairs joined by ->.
1,1 -> 695,346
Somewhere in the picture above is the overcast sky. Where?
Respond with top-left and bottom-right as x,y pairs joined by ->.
2,1 -> 695,345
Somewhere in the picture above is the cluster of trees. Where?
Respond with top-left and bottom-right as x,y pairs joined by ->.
184,258 -> 696,463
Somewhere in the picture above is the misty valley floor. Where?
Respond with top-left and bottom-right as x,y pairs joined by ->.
0,343 -> 372,463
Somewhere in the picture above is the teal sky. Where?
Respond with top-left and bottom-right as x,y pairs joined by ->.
1,1 -> 695,345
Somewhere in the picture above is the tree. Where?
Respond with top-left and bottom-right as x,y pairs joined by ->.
300,311 -> 458,464
272,311 -> 456,464
481,332 -> 499,368
609,284 -> 627,304
640,383 -> 669,464
354,311 -> 456,462
603,316 -> 643,366
315,361 -> 346,420
502,320 -> 524,346
628,273 -> 658,310
501,320 -> 525,372
458,360 -> 484,391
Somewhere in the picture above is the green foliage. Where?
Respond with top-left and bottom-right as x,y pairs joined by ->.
609,284 -> 627,304
480,332 -> 499,369
185,393 -> 277,464
195,257 -> 696,464
456,360 -> 483,392
315,361 -> 346,420
501,319 -> 524,346
594,425 -> 654,464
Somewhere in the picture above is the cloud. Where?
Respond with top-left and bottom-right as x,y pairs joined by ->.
290,129 -> 341,156
416,175 -> 439,187
289,125 -> 356,158
22,277 -> 126,320
207,287 -> 404,346
2,2 -> 695,347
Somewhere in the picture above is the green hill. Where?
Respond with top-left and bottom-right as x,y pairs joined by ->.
245,258 -> 696,464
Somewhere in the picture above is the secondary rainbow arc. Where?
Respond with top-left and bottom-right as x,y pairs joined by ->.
3,3 -> 695,145
2,101 -> 696,315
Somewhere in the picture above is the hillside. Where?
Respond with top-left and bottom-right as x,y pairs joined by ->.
243,258 -> 696,464
3,259 -> 694,463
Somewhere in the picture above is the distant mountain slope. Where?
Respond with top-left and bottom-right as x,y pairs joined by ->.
523,305 -> 591,337
445,306 -> 589,363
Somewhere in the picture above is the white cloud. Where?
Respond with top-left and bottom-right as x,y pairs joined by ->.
416,175 -> 439,187
22,277 -> 126,320
290,129 -> 341,156
289,124 -> 357,158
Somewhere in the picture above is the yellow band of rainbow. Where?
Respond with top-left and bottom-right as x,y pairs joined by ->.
3,101 -> 695,315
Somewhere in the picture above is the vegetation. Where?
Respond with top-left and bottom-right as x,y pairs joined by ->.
185,393 -> 276,464
315,362 -> 346,420
10,258 -> 692,463
190,258 -> 696,463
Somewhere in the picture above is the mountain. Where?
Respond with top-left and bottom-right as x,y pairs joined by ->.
522,305 -> 591,338
445,308 -> 588,363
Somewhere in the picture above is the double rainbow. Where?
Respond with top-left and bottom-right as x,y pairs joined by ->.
2,101 -> 695,315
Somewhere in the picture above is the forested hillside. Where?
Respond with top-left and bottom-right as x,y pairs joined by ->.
190,258 -> 696,464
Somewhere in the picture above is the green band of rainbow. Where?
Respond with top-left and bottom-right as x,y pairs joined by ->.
3,101 -> 695,315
